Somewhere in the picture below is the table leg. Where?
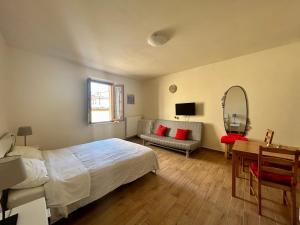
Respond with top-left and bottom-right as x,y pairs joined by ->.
236,156 -> 240,178
232,151 -> 236,197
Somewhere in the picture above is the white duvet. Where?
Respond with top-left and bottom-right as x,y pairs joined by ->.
43,138 -> 159,221
43,148 -> 91,208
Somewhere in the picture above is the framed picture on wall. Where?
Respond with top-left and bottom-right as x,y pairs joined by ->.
127,94 -> 135,104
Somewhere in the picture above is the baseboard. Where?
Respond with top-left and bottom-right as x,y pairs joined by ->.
125,135 -> 139,140
200,146 -> 224,153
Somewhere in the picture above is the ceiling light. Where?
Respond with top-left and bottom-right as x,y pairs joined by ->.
147,32 -> 169,47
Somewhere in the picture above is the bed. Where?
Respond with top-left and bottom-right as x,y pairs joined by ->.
2,136 -> 159,223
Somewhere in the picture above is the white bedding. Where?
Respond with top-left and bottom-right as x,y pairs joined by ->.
46,138 -> 159,222
8,186 -> 45,208
43,148 -> 91,208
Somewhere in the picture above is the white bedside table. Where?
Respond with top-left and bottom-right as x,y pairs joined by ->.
1,198 -> 49,225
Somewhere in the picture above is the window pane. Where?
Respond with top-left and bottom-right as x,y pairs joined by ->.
90,81 -> 112,123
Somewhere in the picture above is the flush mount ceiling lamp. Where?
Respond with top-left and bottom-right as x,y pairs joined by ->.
147,31 -> 170,47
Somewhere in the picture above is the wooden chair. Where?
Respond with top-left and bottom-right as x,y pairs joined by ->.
242,129 -> 275,172
264,129 -> 274,146
249,146 -> 299,225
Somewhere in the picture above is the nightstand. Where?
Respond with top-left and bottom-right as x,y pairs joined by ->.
0,198 -> 49,225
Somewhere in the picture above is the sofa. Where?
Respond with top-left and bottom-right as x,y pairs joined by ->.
140,119 -> 203,158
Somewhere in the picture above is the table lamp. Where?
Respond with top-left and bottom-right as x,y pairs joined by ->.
17,127 -> 32,146
0,156 -> 26,225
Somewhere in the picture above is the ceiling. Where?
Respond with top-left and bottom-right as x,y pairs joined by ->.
1,0 -> 300,79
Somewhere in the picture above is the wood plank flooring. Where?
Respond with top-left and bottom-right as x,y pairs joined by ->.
55,139 -> 295,225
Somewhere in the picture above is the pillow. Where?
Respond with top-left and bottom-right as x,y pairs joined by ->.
156,125 -> 168,136
12,158 -> 49,189
0,133 -> 14,158
7,146 -> 43,160
175,129 -> 189,140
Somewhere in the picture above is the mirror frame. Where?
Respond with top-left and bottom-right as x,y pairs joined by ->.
221,85 -> 250,135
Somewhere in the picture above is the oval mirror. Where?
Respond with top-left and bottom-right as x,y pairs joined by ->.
223,86 -> 248,135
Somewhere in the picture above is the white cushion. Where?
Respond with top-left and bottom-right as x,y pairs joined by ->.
0,133 -> 14,158
12,159 -> 49,189
7,146 -> 43,160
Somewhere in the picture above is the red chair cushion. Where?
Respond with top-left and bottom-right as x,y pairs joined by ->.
156,125 -> 168,136
250,162 -> 296,186
175,129 -> 189,140
221,133 -> 248,144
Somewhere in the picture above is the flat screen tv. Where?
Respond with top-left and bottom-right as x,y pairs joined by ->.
176,103 -> 196,115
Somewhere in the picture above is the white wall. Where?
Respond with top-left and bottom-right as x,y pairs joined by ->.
0,32 -> 8,135
143,41 -> 300,151
6,47 -> 144,149
3,36 -> 300,151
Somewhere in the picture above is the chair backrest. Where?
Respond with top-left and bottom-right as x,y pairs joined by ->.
258,146 -> 299,185
264,129 -> 274,146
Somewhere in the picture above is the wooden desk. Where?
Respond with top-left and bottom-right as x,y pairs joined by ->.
231,140 -> 299,197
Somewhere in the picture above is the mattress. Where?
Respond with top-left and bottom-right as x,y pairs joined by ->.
49,138 -> 159,223
8,186 -> 45,208
71,138 -> 158,203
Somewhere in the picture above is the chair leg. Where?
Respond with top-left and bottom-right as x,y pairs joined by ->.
258,181 -> 262,215
249,172 -> 253,195
291,188 -> 297,225
225,144 -> 229,159
224,144 -> 233,159
283,190 -> 287,205
236,157 -> 240,178
241,157 -> 245,172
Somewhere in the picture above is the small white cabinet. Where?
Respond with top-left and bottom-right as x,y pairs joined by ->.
1,198 -> 49,225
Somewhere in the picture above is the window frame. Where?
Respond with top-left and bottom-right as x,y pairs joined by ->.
113,84 -> 125,122
87,78 -> 124,124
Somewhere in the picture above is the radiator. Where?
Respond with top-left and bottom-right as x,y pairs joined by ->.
125,115 -> 142,138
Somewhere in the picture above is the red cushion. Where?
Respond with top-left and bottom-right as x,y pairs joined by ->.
175,129 -> 189,140
156,125 -> 168,136
250,162 -> 296,186
221,133 -> 248,144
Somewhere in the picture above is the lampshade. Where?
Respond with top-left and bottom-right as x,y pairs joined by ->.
17,126 -> 32,136
0,156 -> 26,190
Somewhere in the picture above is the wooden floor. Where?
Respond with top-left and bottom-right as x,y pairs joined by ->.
56,139 -> 295,225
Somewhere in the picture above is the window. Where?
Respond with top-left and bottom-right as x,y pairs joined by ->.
88,79 -> 124,123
